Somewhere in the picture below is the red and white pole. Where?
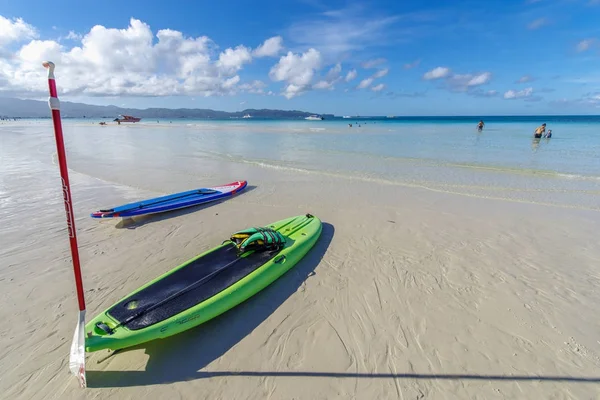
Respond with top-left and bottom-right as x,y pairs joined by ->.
42,61 -> 87,388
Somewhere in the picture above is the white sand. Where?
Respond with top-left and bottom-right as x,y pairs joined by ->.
1,125 -> 600,399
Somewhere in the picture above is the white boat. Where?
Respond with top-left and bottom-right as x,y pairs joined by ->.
305,115 -> 324,121
242,114 -> 252,118
342,116 -> 351,119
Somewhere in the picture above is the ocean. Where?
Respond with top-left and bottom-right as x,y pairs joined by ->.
1,117 -> 599,216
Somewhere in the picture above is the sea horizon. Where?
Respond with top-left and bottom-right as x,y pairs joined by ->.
4,114 -> 600,122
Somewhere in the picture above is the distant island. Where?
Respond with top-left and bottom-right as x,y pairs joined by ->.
0,97 -> 333,119
2,97 -> 599,122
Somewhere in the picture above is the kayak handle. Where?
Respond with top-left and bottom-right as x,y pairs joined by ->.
274,255 -> 286,264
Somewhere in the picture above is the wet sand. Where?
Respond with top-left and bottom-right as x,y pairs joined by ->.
1,122 -> 599,399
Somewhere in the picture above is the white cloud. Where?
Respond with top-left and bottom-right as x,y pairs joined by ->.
0,15 -> 37,46
269,48 -> 322,98
423,67 -> 450,80
563,75 -> 600,84
504,87 -> 534,99
253,36 -> 283,57
371,83 -> 385,92
551,93 -> 600,108
576,38 -> 595,52
404,59 -> 421,69
517,75 -> 534,83
288,5 -> 399,60
573,93 -> 600,106
527,18 -> 548,30
445,72 -> 491,92
423,67 -> 493,94
239,80 -> 267,94
280,84 -> 306,99
0,16 -> 283,97
313,63 -> 343,90
217,45 -> 253,73
372,68 -> 389,79
466,72 -> 491,86
222,75 -> 240,89
345,69 -> 357,82
357,77 -> 373,89
354,67 -> 389,90
65,31 -> 82,41
384,90 -> 426,99
470,89 -> 498,98
269,49 -> 321,85
326,63 -> 342,80
313,80 -> 334,90
362,58 -> 387,69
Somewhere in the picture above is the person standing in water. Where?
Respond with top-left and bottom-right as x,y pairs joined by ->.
477,120 -> 485,131
534,123 -> 546,138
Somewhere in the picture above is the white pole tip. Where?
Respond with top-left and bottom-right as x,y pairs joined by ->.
42,61 -> 55,78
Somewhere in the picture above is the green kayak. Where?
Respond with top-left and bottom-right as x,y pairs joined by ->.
85,214 -> 322,352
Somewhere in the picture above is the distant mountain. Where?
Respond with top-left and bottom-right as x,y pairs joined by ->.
0,97 -> 334,119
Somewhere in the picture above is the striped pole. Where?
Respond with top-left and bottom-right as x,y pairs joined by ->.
42,61 -> 87,388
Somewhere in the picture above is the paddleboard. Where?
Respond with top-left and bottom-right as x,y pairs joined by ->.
90,181 -> 247,218
84,214 -> 322,352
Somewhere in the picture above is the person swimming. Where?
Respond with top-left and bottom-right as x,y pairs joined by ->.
477,120 -> 485,131
534,123 -> 546,138
544,129 -> 552,138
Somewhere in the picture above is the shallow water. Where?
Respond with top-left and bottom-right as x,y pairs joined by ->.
10,120 -> 600,209
1,119 -> 599,217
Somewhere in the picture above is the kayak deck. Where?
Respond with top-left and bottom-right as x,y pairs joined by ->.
85,214 -> 322,353
102,189 -> 218,213
91,181 -> 247,218
107,243 -> 279,330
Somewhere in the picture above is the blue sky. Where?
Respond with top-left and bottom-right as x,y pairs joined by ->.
1,0 -> 600,115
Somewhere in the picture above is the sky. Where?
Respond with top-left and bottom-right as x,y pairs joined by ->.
1,0 -> 600,115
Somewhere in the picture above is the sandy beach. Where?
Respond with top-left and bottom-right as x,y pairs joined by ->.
1,120 -> 599,399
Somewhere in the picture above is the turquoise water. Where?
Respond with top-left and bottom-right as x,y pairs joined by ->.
52,117 -> 600,176
1,118 -> 599,211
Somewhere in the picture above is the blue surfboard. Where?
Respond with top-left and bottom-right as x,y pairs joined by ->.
91,181 -> 247,218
